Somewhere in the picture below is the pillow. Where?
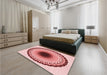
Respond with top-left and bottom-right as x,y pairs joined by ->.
61,30 -> 71,34
71,30 -> 78,34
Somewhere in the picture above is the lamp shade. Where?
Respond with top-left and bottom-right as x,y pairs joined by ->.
86,26 -> 95,29
53,27 -> 58,29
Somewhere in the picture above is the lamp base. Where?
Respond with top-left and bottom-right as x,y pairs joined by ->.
89,29 -> 92,35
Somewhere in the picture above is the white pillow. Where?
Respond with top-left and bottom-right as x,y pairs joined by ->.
61,30 -> 72,34
71,30 -> 78,34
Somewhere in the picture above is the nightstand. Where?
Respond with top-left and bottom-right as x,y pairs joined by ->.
85,35 -> 98,44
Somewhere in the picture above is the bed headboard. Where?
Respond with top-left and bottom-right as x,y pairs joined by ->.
58,29 -> 85,41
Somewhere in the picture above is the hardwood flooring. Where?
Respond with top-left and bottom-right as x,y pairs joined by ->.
0,42 -> 107,75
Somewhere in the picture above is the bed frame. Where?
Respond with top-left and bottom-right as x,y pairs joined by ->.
40,29 -> 85,55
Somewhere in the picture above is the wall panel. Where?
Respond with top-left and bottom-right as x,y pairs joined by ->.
99,0 -> 107,53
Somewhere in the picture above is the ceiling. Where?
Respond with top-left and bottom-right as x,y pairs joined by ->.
16,0 -> 97,12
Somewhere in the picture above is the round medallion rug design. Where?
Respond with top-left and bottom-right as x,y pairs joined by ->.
27,47 -> 68,67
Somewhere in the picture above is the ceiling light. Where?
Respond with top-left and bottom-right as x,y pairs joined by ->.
42,0 -> 69,10
45,0 -> 60,10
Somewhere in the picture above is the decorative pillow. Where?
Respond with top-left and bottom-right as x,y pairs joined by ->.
71,30 -> 78,34
61,30 -> 71,34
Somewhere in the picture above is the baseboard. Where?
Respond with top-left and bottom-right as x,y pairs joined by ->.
98,43 -> 107,56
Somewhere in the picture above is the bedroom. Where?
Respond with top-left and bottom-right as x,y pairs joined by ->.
0,0 -> 107,75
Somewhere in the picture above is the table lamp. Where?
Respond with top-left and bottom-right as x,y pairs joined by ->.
86,25 -> 95,35
53,27 -> 58,33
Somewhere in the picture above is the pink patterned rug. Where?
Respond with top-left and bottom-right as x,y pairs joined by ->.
18,46 -> 75,75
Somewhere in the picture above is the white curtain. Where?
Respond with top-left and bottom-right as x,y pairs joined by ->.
82,1 -> 98,35
50,11 -> 60,33
0,0 -> 42,33
51,1 -> 98,35
0,0 -> 2,32
0,0 -> 28,33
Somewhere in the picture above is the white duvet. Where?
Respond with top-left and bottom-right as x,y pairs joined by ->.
44,33 -> 80,41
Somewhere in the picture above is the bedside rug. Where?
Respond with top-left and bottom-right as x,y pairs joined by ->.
18,46 -> 75,75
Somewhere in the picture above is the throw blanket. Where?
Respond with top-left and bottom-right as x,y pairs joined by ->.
43,33 -> 80,44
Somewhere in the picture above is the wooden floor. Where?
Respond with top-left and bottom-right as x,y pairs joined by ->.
0,42 -> 107,75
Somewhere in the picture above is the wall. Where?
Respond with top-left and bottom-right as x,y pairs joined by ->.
0,0 -> 48,33
99,0 -> 107,53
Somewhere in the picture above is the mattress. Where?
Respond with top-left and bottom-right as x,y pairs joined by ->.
43,34 -> 80,44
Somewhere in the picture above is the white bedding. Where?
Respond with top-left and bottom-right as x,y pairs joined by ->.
43,33 -> 80,44
44,33 -> 80,40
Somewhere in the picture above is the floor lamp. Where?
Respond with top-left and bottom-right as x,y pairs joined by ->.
86,26 -> 95,35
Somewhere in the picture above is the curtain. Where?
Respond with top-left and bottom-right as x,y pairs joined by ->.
51,1 -> 98,35
0,0 -> 2,32
0,0 -> 43,33
50,11 -> 60,33
76,1 -> 98,35
83,1 -> 98,35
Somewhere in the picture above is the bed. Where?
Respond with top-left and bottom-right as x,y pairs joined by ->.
40,29 -> 85,55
